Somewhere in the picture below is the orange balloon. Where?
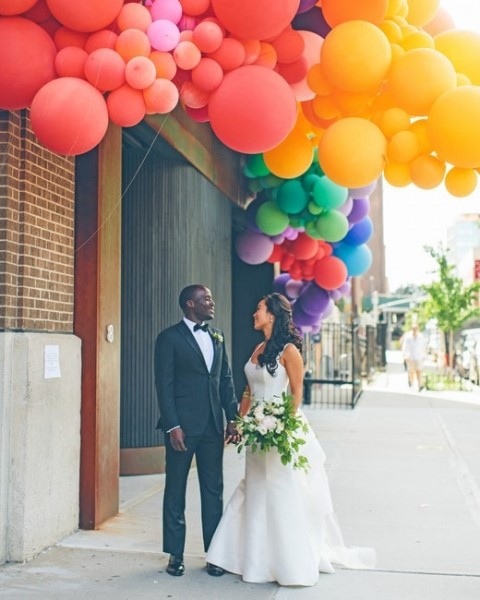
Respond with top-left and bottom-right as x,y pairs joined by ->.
125,56 -> 157,90
252,42 -> 277,69
143,78 -> 179,114
387,130 -> 420,163
318,117 -> 387,187
378,107 -> 411,138
116,2 -> 152,32
409,154 -> 445,189
387,48 -> 457,115
321,20 -> 391,92
384,159 -> 411,186
173,40 -> 202,70
115,28 -> 151,62
150,51 -> 177,80
322,0 -> 388,26
444,167 -> 477,197
263,127 -> 314,179
241,38 -> 262,64
107,83 -> 146,127
435,30 -> 480,86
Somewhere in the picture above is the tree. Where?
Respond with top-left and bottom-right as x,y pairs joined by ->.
420,245 -> 480,368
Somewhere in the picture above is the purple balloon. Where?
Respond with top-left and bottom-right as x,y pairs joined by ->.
297,0 -> 317,14
338,196 -> 353,216
235,231 -> 273,265
338,280 -> 352,295
272,273 -> 291,295
330,289 -> 343,301
292,7 -> 331,38
298,283 -> 330,316
293,303 -> 320,328
285,279 -> 305,299
348,180 -> 377,198
348,198 -> 370,224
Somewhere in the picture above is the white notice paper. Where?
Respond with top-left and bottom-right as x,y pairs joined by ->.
44,345 -> 61,379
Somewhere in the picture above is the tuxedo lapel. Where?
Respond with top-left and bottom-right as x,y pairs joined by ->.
178,321 -> 210,370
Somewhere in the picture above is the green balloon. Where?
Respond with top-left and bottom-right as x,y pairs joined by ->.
312,177 -> 348,210
259,173 -> 283,189
315,210 -> 349,242
307,201 -> 323,215
305,220 -> 324,239
246,154 -> 271,177
276,180 -> 309,214
255,200 -> 289,236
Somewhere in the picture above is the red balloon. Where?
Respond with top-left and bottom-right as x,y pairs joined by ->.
267,244 -> 284,263
107,83 -> 146,127
0,0 -> 37,15
313,256 -> 347,290
84,48 -> 126,92
208,65 -> 297,153
292,233 -> 318,260
0,17 -> 57,109
30,77 -> 109,156
55,46 -> 88,78
210,0 -> 300,40
45,0 -> 123,32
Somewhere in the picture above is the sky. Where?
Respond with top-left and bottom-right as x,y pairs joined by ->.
383,0 -> 480,291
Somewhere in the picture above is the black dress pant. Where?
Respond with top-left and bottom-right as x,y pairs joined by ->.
163,417 -> 224,555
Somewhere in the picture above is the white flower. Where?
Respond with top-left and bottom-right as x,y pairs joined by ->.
261,415 -> 277,431
275,421 -> 285,433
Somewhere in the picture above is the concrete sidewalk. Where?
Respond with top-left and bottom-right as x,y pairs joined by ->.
1,352 -> 480,599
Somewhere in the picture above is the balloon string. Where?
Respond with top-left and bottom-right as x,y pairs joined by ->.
75,112 -> 170,254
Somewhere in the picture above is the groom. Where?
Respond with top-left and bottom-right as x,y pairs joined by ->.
154,284 -> 239,577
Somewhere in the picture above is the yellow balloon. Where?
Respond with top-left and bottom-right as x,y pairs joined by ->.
379,107 -> 411,138
401,30 -> 435,50
444,167 -> 478,197
378,19 -> 402,43
306,64 -> 333,96
320,20 -> 392,92
435,30 -> 480,86
263,127 -> 314,179
409,153 -> 445,188
384,159 -> 411,186
427,85 -> 480,168
388,130 -> 420,162
318,117 -> 387,187
387,48 -> 457,115
406,0 -> 439,27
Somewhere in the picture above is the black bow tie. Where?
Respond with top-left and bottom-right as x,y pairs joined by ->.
194,323 -> 209,332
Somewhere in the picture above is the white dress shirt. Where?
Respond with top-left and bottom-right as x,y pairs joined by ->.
184,317 -> 214,372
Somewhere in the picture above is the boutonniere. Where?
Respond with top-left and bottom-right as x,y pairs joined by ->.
211,331 -> 224,344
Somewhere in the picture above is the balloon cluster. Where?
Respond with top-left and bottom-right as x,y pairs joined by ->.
236,153 -> 374,332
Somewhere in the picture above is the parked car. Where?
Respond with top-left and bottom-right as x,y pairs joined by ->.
456,328 -> 480,385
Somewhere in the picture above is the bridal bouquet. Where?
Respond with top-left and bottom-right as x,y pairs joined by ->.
235,393 -> 309,471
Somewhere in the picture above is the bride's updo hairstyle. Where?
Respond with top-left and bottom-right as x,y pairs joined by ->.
258,293 -> 303,376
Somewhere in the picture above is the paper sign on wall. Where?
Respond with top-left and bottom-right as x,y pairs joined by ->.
44,345 -> 61,379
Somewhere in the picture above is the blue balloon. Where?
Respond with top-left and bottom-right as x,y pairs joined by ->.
344,217 -> 374,246
333,243 -> 372,276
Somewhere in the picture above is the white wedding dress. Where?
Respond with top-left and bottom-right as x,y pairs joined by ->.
206,348 -> 376,587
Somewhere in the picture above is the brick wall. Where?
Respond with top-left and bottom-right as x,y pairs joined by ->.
0,110 -> 75,332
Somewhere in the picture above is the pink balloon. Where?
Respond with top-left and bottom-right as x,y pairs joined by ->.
147,19 -> 180,51
150,0 -> 183,24
208,65 -> 297,153
290,30 -> 324,101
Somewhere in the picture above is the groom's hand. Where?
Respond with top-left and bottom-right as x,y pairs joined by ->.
169,427 -> 187,451
225,421 -> 240,445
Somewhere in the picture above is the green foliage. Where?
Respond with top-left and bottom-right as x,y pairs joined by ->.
236,392 -> 309,471
420,244 -> 480,334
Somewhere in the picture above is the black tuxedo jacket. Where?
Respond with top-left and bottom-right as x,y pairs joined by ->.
154,321 -> 238,436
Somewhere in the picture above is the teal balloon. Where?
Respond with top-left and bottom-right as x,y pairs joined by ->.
259,173 -> 283,189
312,177 -> 348,210
315,210 -> 349,242
302,172 -> 322,192
333,243 -> 372,276
247,179 -> 264,193
255,200 -> 289,236
276,180 -> 309,214
246,153 -> 270,177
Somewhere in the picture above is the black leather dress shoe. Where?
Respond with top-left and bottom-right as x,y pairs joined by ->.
166,554 -> 185,576
206,562 -> 225,576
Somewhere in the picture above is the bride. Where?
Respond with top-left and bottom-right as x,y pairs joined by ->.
206,293 -> 376,587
